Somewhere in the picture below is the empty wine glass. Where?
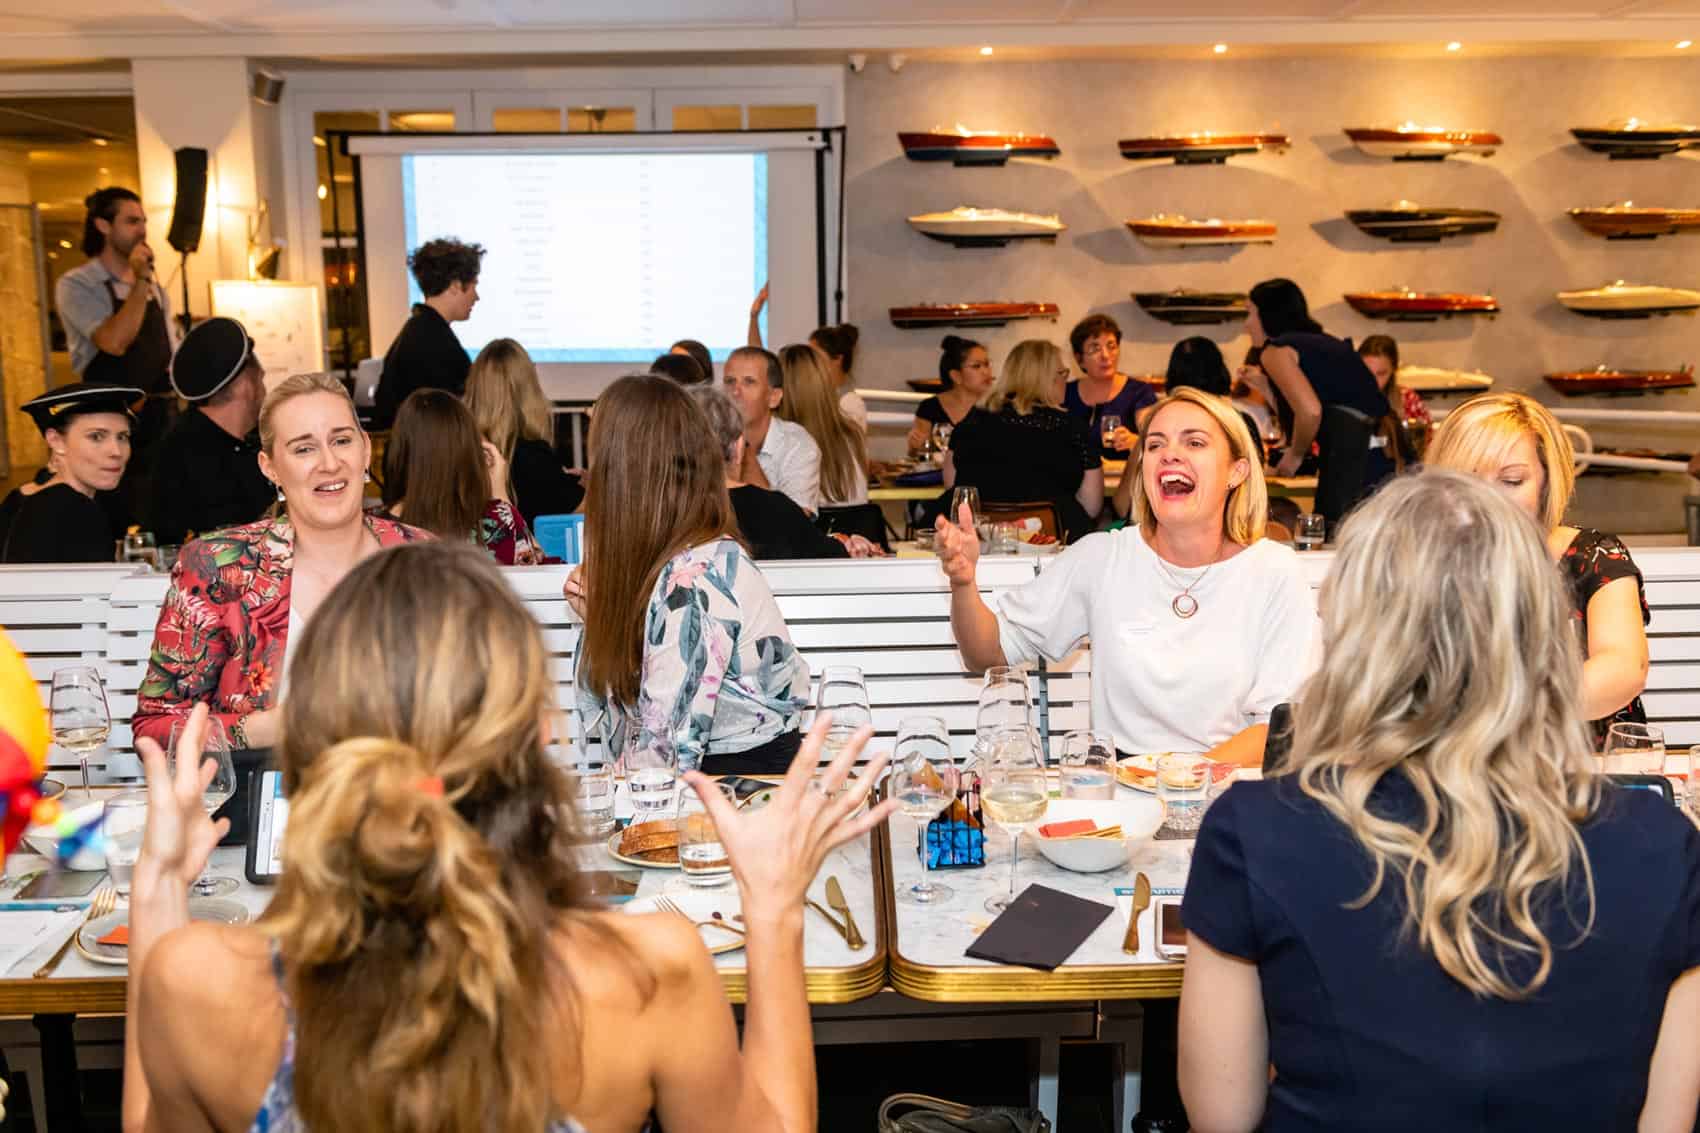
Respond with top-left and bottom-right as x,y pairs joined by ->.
950,486 -> 981,532
978,727 -> 1048,915
976,667 -> 1031,747
50,666 -> 110,802
817,666 -> 873,765
891,715 -> 961,905
167,716 -> 239,897
1603,722 -> 1665,775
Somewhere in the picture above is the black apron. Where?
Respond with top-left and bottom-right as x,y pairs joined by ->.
84,275 -> 175,530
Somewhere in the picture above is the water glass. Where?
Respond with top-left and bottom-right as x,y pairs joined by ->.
1100,413 -> 1123,450
892,715 -> 961,905
1294,513 -> 1326,551
572,757 -> 616,838
1157,753 -> 1211,833
50,666 -> 111,802
1603,722 -> 1665,775
625,731 -> 679,823
816,666 -> 873,760
1060,730 -> 1116,800
102,790 -> 148,898
950,486 -> 981,530
121,530 -> 159,569
677,782 -> 736,888
989,522 -> 1020,555
168,717 -> 239,897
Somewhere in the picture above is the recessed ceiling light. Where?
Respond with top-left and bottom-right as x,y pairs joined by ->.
1446,41 -> 1462,51
317,184 -> 328,201
1678,39 -> 1693,49
1213,43 -> 1228,54
979,46 -> 994,56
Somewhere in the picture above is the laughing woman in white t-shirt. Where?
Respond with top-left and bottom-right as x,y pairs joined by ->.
936,387 -> 1319,766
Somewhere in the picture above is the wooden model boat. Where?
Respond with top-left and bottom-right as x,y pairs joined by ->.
1343,125 -> 1501,160
1125,215 -> 1277,247
906,207 -> 1066,247
1557,282 -> 1700,319
1396,366 -> 1495,394
1116,132 -> 1290,164
1344,289 -> 1499,321
1346,202 -> 1501,242
889,302 -> 1061,329
898,129 -> 1060,166
1544,365 -> 1695,396
1571,121 -> 1700,160
1567,204 -> 1700,240
1133,289 -> 1248,325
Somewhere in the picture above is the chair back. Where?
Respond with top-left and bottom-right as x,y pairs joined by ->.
816,503 -> 894,552
533,515 -> 585,564
1264,520 -> 1294,544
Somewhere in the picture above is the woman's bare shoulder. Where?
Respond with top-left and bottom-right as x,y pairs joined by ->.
556,909 -> 715,1006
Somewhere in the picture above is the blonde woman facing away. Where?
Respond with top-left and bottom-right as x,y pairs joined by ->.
1179,471 -> 1700,1133
464,337 -> 584,529
775,343 -> 869,508
937,388 -> 1318,766
122,542 -> 898,1133
1426,393 -> 1649,744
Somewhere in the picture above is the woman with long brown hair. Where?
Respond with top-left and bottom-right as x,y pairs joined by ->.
566,374 -> 811,773
122,541 -> 897,1133
775,343 -> 868,508
382,388 -> 544,565
464,337 -> 583,528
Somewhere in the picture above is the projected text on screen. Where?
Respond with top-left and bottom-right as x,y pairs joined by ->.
403,152 -> 768,363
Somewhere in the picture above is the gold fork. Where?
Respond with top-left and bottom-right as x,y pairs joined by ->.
34,886 -> 118,979
654,895 -> 745,936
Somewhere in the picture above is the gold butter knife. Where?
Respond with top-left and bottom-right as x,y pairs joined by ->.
1122,871 -> 1151,955
824,876 -> 865,950
804,897 -> 850,942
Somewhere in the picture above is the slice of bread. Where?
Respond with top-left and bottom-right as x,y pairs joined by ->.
619,819 -> 680,863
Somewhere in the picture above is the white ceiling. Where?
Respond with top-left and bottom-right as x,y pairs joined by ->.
0,0 -> 1695,60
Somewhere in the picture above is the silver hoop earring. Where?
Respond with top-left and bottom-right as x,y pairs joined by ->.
275,485 -> 285,502
363,470 -> 371,484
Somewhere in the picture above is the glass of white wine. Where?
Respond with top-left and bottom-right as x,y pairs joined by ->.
978,727 -> 1048,915
816,666 -> 873,766
168,717 -> 239,897
50,666 -> 110,801
891,715 -> 961,905
1603,722 -> 1665,775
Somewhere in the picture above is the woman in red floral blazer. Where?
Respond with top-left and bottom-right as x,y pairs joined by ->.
133,374 -> 428,749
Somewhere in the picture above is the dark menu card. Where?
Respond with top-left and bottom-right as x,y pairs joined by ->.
965,884 -> 1115,971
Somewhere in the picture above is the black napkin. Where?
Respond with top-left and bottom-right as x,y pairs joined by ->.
965,884 -> 1115,971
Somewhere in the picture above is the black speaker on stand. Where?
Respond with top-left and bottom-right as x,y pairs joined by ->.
165,146 -> 209,335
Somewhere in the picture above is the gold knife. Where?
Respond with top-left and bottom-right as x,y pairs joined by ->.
804,897 -> 850,943
1122,871 -> 1152,955
824,876 -> 865,950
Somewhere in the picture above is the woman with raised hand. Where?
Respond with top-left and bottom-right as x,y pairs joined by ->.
122,541 -> 898,1133
1426,393 -> 1649,743
937,387 -> 1318,766
1179,471 -> 1700,1133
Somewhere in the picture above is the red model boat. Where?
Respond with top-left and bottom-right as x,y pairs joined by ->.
1344,289 -> 1499,321
1344,126 -> 1501,161
889,302 -> 1061,329
1568,204 -> 1700,240
898,129 -> 1060,166
1544,365 -> 1695,395
1125,215 -> 1276,247
1117,132 -> 1290,164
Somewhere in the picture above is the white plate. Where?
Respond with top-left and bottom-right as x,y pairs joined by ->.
606,829 -> 679,870
623,890 -> 745,955
75,898 -> 251,966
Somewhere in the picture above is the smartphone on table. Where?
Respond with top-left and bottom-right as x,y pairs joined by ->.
1155,898 -> 1188,961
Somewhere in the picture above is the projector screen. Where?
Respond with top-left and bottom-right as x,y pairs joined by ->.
349,132 -> 833,401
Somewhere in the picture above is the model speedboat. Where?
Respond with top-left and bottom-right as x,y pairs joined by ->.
1343,125 -> 1502,160
1567,204 -> 1700,240
888,302 -> 1062,329
1345,202 -> 1501,242
906,207 -> 1067,247
898,128 -> 1060,166
1133,289 -> 1249,325
1557,281 -> 1700,319
1544,365 -> 1696,395
1116,132 -> 1290,164
1125,215 -> 1277,247
1395,366 -> 1495,394
1571,121 -> 1700,160
1344,289 -> 1500,320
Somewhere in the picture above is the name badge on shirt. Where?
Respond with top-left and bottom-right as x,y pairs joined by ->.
1119,619 -> 1157,642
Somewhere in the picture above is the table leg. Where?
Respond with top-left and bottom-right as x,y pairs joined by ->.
1028,1035 -> 1059,1127
1111,1017 -> 1144,1132
31,1015 -> 79,1133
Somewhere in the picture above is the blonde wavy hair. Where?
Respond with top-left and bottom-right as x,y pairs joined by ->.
465,338 -> 554,465
1284,470 -> 1599,1000
267,542 -> 592,1133
1425,393 -> 1576,531
985,339 -> 1063,416
776,342 -> 866,504
1128,388 -> 1267,545
257,372 -> 367,519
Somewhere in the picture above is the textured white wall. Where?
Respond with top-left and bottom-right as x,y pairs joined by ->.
844,55 -> 1700,531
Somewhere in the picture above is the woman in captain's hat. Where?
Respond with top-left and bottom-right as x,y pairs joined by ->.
1,380 -> 142,563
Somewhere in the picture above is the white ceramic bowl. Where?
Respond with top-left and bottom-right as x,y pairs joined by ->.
22,798 -> 106,872
1032,796 -> 1166,873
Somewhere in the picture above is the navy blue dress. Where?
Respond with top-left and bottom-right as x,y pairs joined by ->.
1184,774 -> 1700,1132
1063,377 -> 1158,462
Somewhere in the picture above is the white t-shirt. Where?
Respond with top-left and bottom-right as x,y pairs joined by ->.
994,527 -> 1320,754
757,417 -> 822,514
839,389 -> 869,433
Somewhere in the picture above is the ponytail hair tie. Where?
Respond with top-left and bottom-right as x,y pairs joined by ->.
414,775 -> 444,798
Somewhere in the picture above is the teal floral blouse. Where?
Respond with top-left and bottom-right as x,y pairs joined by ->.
577,538 -> 809,772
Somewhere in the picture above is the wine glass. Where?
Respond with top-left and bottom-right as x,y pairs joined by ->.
167,716 -> 239,897
891,715 -> 961,905
1603,722 -> 1665,775
978,726 -> 1048,915
950,486 -> 980,533
50,666 -> 110,801
976,667 -> 1031,747
1100,413 -> 1123,453
816,666 -> 873,765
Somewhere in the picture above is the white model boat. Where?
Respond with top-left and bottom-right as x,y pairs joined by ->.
907,207 -> 1067,247
1396,366 -> 1495,394
1556,281 -> 1700,319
